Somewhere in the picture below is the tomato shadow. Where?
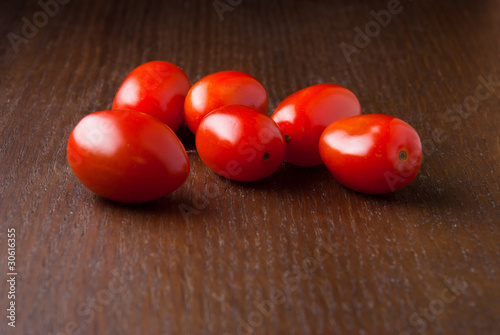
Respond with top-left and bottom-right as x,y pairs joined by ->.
227,162 -> 332,192
347,169 -> 472,216
93,186 -> 198,222
176,125 -> 196,152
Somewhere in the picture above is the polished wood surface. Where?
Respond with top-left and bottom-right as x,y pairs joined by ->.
1,0 -> 499,334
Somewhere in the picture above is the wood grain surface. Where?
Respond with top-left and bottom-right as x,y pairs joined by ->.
1,0 -> 499,334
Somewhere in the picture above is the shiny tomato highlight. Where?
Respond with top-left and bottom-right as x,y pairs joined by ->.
184,71 -> 268,134
112,61 -> 191,132
272,84 -> 362,167
319,114 -> 422,194
195,105 -> 285,182
67,110 -> 190,203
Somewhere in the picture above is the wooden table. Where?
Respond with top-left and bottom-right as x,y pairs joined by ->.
1,0 -> 499,334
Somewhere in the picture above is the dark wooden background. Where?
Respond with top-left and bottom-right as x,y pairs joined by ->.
1,0 -> 499,334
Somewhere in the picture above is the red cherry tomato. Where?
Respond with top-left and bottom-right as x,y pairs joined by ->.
67,110 -> 190,203
112,61 -> 191,132
195,105 -> 285,182
184,71 -> 268,134
271,84 -> 362,167
319,114 -> 422,194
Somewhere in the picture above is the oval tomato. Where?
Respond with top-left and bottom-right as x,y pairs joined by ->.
112,61 -> 191,132
272,84 -> 361,167
319,114 -> 422,194
67,110 -> 190,203
195,105 -> 285,182
184,71 -> 268,134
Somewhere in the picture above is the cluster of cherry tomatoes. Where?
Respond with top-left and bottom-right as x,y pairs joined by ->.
67,61 -> 423,203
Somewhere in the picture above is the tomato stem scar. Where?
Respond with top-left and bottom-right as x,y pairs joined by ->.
284,135 -> 290,142
398,150 -> 407,161
263,153 -> 270,160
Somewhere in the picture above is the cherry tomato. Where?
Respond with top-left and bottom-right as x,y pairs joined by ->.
319,114 -> 422,194
195,105 -> 285,182
271,84 -> 362,167
112,61 -> 191,132
184,71 -> 268,134
67,110 -> 190,203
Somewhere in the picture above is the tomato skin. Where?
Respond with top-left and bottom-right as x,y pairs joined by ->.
67,110 -> 190,203
184,71 -> 268,134
319,114 -> 422,194
112,61 -> 191,132
271,84 -> 361,167
195,105 -> 285,182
